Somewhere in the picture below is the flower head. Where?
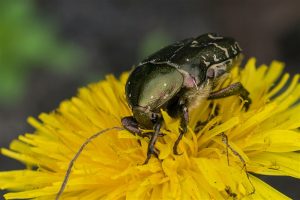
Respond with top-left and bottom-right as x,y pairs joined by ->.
1,58 -> 300,199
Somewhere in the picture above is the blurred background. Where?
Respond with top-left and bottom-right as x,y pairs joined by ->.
0,0 -> 299,198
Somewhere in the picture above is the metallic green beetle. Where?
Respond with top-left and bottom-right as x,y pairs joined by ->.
121,33 -> 251,164
55,33 -> 252,199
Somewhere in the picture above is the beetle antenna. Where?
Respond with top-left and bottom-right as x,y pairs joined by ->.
221,132 -> 255,195
55,126 -> 124,200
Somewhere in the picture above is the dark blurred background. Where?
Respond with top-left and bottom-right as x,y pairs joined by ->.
0,0 -> 299,198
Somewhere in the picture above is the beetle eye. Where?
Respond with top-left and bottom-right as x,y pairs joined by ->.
206,68 -> 215,79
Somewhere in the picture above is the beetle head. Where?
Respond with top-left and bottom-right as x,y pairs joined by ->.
131,106 -> 161,129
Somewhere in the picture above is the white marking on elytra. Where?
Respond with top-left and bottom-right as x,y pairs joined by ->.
149,60 -> 180,69
170,45 -> 185,60
231,46 -> 237,54
208,34 -> 224,40
213,54 -> 219,62
190,40 -> 199,47
203,60 -> 210,66
235,42 -> 242,51
213,43 -> 229,58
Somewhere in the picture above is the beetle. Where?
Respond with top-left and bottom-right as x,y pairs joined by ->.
121,33 -> 251,164
56,33 -> 251,199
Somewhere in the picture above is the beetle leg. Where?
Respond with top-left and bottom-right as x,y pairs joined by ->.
122,116 -> 162,164
220,132 -> 245,165
173,104 -> 189,155
144,121 -> 162,164
121,116 -> 149,138
208,82 -> 251,110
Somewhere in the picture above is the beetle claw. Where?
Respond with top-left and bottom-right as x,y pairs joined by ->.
143,155 -> 151,165
173,146 -> 183,155
173,133 -> 184,155
143,147 -> 160,164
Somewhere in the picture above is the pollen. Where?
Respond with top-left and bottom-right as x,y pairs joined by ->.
0,58 -> 299,200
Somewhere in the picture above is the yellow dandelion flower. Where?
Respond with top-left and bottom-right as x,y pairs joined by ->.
1,58 -> 300,199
